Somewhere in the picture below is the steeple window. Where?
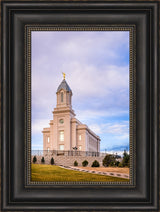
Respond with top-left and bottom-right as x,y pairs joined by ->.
61,92 -> 63,102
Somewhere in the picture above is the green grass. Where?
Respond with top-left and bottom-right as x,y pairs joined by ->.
31,164 -> 129,182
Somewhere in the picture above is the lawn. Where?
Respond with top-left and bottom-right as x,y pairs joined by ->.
31,164 -> 130,182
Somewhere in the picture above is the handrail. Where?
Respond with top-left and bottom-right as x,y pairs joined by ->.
31,150 -> 107,157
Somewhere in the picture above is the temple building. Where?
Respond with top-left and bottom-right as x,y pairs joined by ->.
42,74 -> 100,152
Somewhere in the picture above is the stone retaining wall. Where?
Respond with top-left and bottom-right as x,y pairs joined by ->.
32,155 -> 105,167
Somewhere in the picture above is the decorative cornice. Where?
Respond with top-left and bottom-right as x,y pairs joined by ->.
42,130 -> 50,133
53,109 -> 75,116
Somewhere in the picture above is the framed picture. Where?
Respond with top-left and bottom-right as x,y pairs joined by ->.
29,27 -> 132,185
1,1 -> 159,211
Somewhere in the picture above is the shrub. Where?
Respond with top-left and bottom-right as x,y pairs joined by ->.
115,161 -> 120,167
110,161 -> 115,167
51,157 -> 54,165
91,160 -> 100,167
118,162 -> 123,167
74,161 -> 78,166
33,156 -> 37,163
41,157 -> 45,163
82,160 -> 88,167
103,154 -> 116,167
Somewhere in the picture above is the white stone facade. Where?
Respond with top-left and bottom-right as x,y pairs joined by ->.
32,155 -> 104,167
42,77 -> 100,152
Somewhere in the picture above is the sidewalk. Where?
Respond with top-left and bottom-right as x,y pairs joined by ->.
59,165 -> 129,179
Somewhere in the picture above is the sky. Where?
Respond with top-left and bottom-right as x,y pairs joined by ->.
31,31 -> 130,156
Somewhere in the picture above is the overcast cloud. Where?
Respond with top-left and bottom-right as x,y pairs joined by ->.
31,31 -> 129,153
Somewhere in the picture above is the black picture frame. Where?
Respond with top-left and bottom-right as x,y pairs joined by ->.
26,25 -> 134,186
1,1 -> 159,211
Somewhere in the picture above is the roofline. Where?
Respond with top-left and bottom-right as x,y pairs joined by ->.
77,125 -> 100,141
56,88 -> 72,94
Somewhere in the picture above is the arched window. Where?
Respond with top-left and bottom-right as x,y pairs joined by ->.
61,92 -> 63,102
59,131 -> 64,141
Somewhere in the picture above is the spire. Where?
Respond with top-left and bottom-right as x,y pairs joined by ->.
57,74 -> 72,93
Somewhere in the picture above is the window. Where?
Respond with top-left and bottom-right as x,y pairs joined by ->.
61,92 -> 63,102
59,131 -> 64,141
78,146 -> 82,150
47,147 -> 49,152
47,137 -> 49,143
79,135 -> 82,141
59,144 -> 64,150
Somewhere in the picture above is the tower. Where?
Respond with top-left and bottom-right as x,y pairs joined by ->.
42,73 -> 100,153
56,78 -> 72,109
52,74 -> 75,151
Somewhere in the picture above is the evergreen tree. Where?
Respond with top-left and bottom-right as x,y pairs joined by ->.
41,157 -> 45,164
103,154 -> 116,167
33,156 -> 37,163
74,161 -> 78,166
82,160 -> 88,167
122,150 -> 130,167
91,160 -> 100,167
51,157 -> 54,165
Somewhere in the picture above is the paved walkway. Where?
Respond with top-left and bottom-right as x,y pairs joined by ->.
59,165 -> 129,179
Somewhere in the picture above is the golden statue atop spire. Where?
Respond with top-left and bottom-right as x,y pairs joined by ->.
62,72 -> 66,80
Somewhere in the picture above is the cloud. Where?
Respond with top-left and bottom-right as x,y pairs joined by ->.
32,31 -> 129,66
89,121 -> 129,137
101,143 -> 130,156
102,150 -> 129,157
66,63 -> 129,98
105,122 -> 129,136
32,144 -> 43,148
31,31 -> 130,152
31,63 -> 129,121
31,31 -> 129,118
32,119 -> 51,134
76,109 -> 128,122
88,121 -> 129,152
107,144 -> 129,152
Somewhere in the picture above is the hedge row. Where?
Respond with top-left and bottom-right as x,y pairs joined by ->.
32,156 -> 54,165
74,160 -> 100,167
